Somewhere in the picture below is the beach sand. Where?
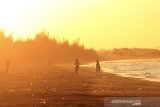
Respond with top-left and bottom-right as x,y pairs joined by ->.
0,64 -> 160,107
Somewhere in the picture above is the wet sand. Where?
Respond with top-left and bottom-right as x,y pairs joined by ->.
0,65 -> 160,107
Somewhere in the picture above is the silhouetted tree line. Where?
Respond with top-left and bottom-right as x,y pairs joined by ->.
99,48 -> 160,60
1,29 -> 159,64
0,30 -> 100,64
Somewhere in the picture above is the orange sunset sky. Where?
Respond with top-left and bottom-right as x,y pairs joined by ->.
0,0 -> 160,49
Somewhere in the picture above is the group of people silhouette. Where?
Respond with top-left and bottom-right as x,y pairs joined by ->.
5,57 -> 101,77
74,58 -> 101,77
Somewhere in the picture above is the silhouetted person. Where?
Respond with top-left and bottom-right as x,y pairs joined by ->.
96,60 -> 101,76
75,58 -> 80,76
6,58 -> 10,73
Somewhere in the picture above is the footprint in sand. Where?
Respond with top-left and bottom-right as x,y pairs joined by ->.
93,90 -> 96,93
137,88 -> 142,91
9,90 -> 14,92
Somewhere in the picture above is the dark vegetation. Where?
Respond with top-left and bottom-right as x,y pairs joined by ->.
0,30 -> 100,65
1,29 -> 160,65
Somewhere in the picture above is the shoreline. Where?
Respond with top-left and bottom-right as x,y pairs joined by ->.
85,58 -> 160,83
102,57 -> 160,62
102,67 -> 160,83
91,67 -> 160,96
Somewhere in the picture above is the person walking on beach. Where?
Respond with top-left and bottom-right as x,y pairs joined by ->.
6,58 -> 10,73
74,58 -> 80,77
96,60 -> 101,76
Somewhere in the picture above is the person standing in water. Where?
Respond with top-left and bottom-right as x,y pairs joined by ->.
75,58 -> 80,77
96,60 -> 101,76
6,58 -> 10,73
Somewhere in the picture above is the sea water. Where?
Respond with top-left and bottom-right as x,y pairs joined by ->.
87,59 -> 160,82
